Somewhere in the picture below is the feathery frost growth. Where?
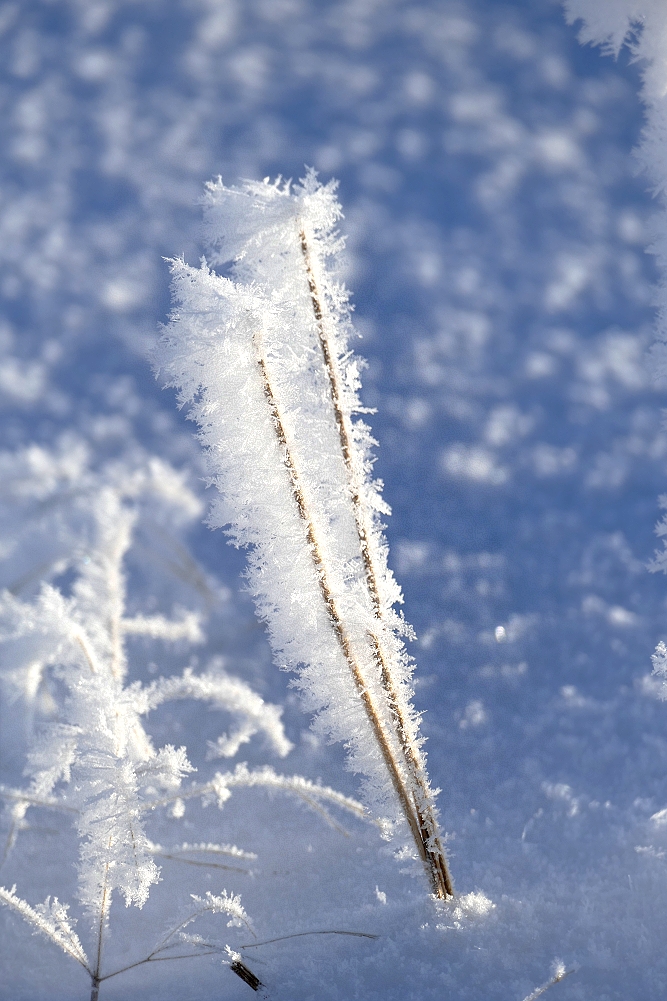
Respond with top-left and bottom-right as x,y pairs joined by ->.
0,440 -> 362,998
156,171 -> 452,898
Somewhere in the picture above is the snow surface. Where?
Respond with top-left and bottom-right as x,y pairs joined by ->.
1,0 -> 667,998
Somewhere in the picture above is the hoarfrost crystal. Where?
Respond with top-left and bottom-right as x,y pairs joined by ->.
156,171 -> 453,897
0,442 -> 361,997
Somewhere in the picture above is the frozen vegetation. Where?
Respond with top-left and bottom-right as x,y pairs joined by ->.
2,0 -> 667,998
157,172 -> 451,897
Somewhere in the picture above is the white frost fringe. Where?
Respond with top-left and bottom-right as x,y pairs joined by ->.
156,170 -> 452,897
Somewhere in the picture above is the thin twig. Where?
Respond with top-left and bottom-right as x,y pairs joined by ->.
153,852 -> 252,874
148,841 -> 257,860
240,929 -> 379,948
91,858 -> 112,1000
99,950 -> 222,982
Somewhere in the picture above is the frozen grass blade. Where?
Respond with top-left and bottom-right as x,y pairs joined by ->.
157,171 -> 452,897
298,215 -> 451,895
256,329 -> 450,893
0,886 -> 90,971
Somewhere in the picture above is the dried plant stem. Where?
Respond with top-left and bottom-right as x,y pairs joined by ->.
240,929 -> 379,948
297,230 -> 452,898
0,786 -> 77,811
152,852 -> 251,874
91,849 -> 113,1001
139,767 -> 365,834
255,328 -> 450,896
88,901 -> 114,999
98,950 -> 220,983
75,633 -> 99,675
370,631 -> 452,896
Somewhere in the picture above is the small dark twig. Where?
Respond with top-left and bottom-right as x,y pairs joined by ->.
153,852 -> 252,874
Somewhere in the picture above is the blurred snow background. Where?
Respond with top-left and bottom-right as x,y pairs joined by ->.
1,0 -> 667,997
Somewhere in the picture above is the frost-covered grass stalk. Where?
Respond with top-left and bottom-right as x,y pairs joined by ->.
156,171 -> 452,898
0,442 -> 363,998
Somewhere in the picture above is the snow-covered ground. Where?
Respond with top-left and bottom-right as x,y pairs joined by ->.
1,1 -> 667,998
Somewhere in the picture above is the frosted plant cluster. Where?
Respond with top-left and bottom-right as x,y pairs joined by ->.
0,441 -> 362,998
157,171 -> 451,898
6,1 -> 667,995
